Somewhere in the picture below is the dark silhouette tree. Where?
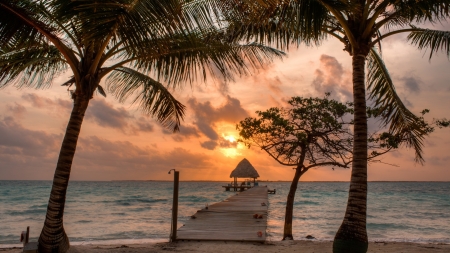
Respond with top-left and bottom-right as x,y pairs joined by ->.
237,94 -> 407,240
191,1 -> 450,251
0,1 -> 283,252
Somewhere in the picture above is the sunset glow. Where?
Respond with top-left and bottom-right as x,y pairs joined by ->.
221,147 -> 241,158
223,135 -> 237,143
1,34 -> 450,182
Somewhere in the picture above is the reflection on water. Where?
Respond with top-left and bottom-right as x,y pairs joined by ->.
0,181 -> 449,245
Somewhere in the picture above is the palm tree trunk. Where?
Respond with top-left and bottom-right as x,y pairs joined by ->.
38,94 -> 90,253
283,166 -> 304,240
333,54 -> 368,253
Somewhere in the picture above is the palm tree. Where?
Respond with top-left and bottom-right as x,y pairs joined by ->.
0,1 -> 283,252
197,1 -> 450,252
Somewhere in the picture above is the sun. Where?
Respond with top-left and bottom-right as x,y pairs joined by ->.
223,135 -> 236,143
220,134 -> 242,157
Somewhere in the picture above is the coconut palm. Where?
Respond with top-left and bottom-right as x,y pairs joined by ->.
0,1 -> 283,252
193,0 -> 450,252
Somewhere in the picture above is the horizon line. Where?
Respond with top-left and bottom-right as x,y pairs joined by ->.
1,179 -> 449,182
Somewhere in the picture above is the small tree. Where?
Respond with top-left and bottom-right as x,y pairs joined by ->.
237,94 -> 405,240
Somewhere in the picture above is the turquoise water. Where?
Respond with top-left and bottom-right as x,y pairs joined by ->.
0,181 -> 449,247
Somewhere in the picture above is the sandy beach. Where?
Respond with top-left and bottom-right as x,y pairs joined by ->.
2,240 -> 450,253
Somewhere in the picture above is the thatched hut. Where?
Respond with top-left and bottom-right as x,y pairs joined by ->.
230,158 -> 259,186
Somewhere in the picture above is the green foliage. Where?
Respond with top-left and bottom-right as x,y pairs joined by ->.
208,0 -> 450,165
237,94 -> 354,168
408,26 -> 450,59
1,0 -> 284,131
435,119 -> 450,128
238,94 -> 446,169
367,48 -> 428,163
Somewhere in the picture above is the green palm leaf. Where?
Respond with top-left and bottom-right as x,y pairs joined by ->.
128,28 -> 285,87
407,26 -> 450,60
391,0 -> 450,23
0,0 -> 54,48
0,44 -> 66,89
52,0 -> 193,54
367,48 -> 426,163
106,67 -> 186,132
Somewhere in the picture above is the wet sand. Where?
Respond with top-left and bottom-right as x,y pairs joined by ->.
2,240 -> 450,253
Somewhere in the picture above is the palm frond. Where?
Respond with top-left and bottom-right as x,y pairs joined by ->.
53,0 -> 194,55
390,0 -> 450,23
367,48 -> 426,163
223,0 -> 332,49
0,44 -> 67,89
181,0 -> 225,30
128,28 -> 285,88
407,26 -> 450,60
106,67 -> 185,132
0,0 -> 56,48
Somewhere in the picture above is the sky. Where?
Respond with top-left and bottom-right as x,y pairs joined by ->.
1,25 -> 450,182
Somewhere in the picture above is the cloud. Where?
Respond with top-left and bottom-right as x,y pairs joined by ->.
217,81 -> 229,95
268,95 -> 282,108
199,136 -> 237,151
200,140 -> 218,150
0,116 -> 61,179
21,93 -> 72,115
219,137 -> 238,148
162,124 -> 201,142
0,116 -> 60,157
86,99 -> 133,130
188,95 -> 249,124
134,116 -> 154,133
0,116 -> 214,180
22,93 -> 57,108
187,96 -> 249,150
267,76 -> 284,96
73,136 -> 214,179
20,94 -> 158,135
311,55 -> 352,101
401,76 -> 421,94
402,96 -> 413,108
196,121 -> 219,140
6,103 -> 27,118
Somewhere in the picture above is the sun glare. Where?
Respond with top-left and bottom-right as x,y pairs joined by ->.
223,135 -> 236,142
220,134 -> 243,157
221,148 -> 240,157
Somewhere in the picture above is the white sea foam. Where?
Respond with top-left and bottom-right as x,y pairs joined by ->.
1,181 -> 449,245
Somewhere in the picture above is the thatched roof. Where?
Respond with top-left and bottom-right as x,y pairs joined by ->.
230,158 -> 260,178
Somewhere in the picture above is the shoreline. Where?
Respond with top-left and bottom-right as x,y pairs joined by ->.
3,237 -> 450,248
1,240 -> 450,253
2,237 -> 450,249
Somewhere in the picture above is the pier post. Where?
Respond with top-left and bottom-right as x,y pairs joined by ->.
169,170 -> 179,242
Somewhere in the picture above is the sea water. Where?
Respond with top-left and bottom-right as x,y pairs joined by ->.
0,181 -> 449,247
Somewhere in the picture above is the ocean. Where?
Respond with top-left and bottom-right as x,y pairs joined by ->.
0,181 -> 449,247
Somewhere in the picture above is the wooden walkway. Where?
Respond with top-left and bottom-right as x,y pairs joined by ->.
176,186 -> 268,242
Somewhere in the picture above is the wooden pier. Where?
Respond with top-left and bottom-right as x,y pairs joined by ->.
222,185 -> 253,191
176,186 -> 269,242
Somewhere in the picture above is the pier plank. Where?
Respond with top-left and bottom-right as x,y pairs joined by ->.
176,186 -> 269,242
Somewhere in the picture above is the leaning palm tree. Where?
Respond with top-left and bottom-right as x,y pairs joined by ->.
0,1 -> 283,252
192,1 -> 450,252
